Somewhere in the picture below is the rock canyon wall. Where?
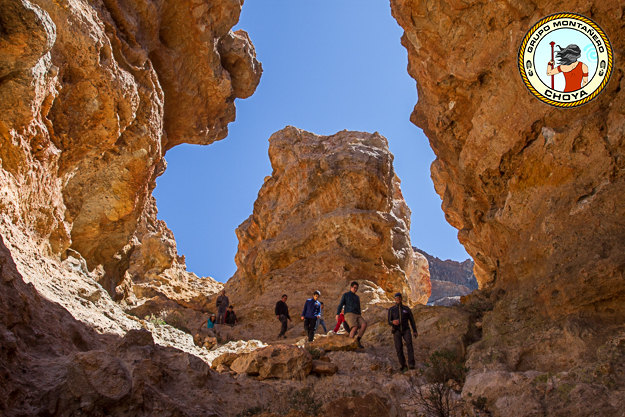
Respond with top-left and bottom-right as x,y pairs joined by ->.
0,0 -> 261,294
392,0 -> 624,414
414,247 -> 477,305
0,0 -> 261,415
3,0 -> 624,414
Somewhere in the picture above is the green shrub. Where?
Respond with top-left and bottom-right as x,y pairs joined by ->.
145,314 -> 166,326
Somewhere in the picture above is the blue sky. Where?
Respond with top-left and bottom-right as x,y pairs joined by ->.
154,0 -> 469,282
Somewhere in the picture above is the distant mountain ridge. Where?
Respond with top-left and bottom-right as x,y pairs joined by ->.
413,247 -> 478,305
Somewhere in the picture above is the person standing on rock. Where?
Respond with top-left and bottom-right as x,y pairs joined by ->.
387,292 -> 417,371
275,294 -> 291,339
216,290 -> 229,324
315,301 -> 328,334
301,290 -> 321,342
336,281 -> 367,348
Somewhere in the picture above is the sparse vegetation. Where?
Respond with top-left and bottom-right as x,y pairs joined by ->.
163,310 -> 191,333
306,347 -> 324,360
469,394 -> 492,416
236,406 -> 265,417
287,387 -> 321,416
409,349 -> 468,417
145,313 -> 166,326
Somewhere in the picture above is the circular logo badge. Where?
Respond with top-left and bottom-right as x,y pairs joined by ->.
518,13 -> 613,108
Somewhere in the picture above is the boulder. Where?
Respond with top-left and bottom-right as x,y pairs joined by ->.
211,352 -> 240,370
230,344 -> 313,380
311,360 -> 338,376
308,334 -> 359,352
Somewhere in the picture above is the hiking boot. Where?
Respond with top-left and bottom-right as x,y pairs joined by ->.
408,365 -> 415,370
400,366 -> 409,373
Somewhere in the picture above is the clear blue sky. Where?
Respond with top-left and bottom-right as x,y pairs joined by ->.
154,0 -> 470,282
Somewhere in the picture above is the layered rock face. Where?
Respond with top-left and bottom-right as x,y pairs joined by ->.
392,0 -> 625,414
0,0 -> 262,415
0,0 -> 261,294
414,247 -> 477,305
225,127 -> 430,338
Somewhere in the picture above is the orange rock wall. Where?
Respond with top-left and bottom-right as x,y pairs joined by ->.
391,0 -> 625,410
0,0 -> 261,293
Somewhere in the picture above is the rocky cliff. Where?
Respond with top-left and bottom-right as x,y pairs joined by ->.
224,127 -> 430,340
0,0 -> 261,295
0,0 -> 262,415
392,0 -> 625,414
414,247 -> 477,305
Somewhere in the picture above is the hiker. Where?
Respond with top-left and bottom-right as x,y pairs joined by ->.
206,313 -> 217,336
207,314 -> 216,329
387,292 -> 417,371
301,290 -> 321,342
333,307 -> 351,334
336,281 -> 367,348
315,301 -> 328,333
546,44 -> 588,92
225,305 -> 238,327
216,290 -> 229,324
275,294 -> 291,339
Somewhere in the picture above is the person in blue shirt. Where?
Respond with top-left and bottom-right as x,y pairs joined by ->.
315,302 -> 328,334
301,290 -> 321,342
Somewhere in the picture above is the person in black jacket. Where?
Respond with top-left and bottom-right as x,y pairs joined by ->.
275,294 -> 291,339
388,292 -> 417,371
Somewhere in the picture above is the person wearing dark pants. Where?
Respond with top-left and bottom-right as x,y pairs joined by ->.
275,294 -> 291,339
387,292 -> 417,371
315,302 -> 328,333
301,290 -> 321,342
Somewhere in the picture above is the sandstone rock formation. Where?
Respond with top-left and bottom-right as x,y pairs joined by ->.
0,0 -> 261,295
391,0 -> 625,414
0,0 -> 262,415
224,127 -> 431,340
414,247 -> 477,305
